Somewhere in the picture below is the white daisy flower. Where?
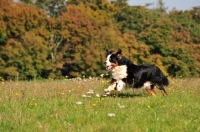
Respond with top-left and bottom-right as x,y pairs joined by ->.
76,102 -> 83,105
108,113 -> 116,117
87,89 -> 94,94
118,103 -> 125,108
100,74 -> 104,78
82,95 -> 91,98
96,94 -> 100,97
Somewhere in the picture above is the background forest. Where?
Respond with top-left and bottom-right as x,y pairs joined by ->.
0,0 -> 200,80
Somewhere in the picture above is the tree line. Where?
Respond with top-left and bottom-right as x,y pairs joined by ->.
0,0 -> 200,80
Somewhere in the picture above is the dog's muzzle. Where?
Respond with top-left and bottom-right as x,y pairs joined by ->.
106,66 -> 113,71
104,61 -> 113,71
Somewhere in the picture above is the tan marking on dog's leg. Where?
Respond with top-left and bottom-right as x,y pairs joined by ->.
155,85 -> 167,96
104,82 -> 116,94
161,90 -> 167,96
146,89 -> 156,96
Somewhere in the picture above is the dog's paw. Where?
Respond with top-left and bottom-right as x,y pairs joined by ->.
104,89 -> 111,94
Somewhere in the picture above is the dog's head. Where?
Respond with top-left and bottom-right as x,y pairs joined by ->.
104,49 -> 122,71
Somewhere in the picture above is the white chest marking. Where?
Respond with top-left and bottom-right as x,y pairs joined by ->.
112,65 -> 127,80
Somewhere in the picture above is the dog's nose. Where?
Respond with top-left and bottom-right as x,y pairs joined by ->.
104,61 -> 107,65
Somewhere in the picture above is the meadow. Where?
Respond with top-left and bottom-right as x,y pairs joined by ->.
0,77 -> 200,132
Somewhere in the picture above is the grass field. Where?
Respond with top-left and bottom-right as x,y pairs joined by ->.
0,77 -> 200,132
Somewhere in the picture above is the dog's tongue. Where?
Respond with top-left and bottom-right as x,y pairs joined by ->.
106,66 -> 113,71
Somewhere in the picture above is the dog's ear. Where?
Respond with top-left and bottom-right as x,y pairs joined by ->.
105,49 -> 113,56
106,49 -> 109,54
115,49 -> 122,55
118,49 -> 122,54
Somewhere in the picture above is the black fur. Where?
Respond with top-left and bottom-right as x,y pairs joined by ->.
126,64 -> 169,88
115,49 -> 132,66
105,49 -> 169,96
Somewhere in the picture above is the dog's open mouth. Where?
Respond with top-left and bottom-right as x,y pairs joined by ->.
106,66 -> 113,71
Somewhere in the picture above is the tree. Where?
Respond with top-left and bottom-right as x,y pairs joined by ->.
156,0 -> 168,13
22,31 -> 53,79
0,1 -> 54,79
0,0 -> 200,79
19,0 -> 67,18
56,3 -> 122,77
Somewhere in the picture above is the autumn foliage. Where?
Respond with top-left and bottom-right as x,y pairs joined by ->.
0,0 -> 199,80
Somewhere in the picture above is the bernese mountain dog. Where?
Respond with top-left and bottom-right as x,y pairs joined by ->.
104,49 -> 169,96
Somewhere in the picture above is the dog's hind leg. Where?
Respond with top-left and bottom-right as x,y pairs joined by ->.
155,84 -> 167,96
143,82 -> 156,96
146,89 -> 156,96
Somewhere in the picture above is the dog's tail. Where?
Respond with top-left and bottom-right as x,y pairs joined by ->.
162,76 -> 169,86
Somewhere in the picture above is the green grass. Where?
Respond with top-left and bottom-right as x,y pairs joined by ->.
0,78 -> 200,132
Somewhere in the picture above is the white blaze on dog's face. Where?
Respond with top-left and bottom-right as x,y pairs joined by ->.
105,54 -> 112,68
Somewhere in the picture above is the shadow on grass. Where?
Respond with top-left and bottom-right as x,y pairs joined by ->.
106,90 -> 149,98
118,92 -> 146,98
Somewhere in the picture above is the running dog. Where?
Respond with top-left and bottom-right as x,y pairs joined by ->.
104,49 -> 169,96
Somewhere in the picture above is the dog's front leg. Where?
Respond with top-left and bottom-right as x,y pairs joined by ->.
116,80 -> 125,92
104,82 -> 116,94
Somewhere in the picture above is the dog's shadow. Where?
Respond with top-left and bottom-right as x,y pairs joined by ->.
106,90 -> 149,98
